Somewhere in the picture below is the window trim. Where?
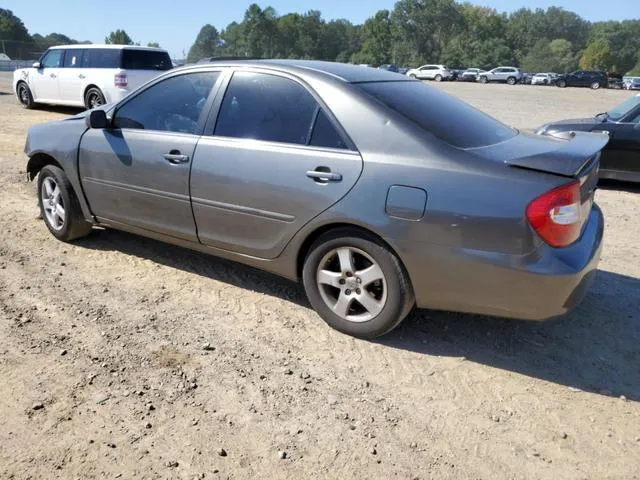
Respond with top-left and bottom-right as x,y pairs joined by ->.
110,69 -> 225,136
204,67 -> 357,152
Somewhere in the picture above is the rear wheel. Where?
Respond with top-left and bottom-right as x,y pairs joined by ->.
302,229 -> 414,339
38,165 -> 92,242
434,74 -> 442,82
506,76 -> 517,85
17,82 -> 35,109
479,76 -> 488,84
557,79 -> 567,88
590,81 -> 601,90
84,87 -> 105,109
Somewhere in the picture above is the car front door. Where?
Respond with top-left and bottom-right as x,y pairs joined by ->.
31,49 -> 64,102
190,70 -> 363,259
597,115 -> 640,179
78,70 -> 222,241
418,66 -> 434,79
57,48 -> 87,106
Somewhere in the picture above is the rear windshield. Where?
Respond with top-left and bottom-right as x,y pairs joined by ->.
121,50 -> 172,71
358,81 -> 516,148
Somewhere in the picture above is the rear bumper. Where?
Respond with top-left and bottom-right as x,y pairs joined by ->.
102,87 -> 131,104
396,205 -> 604,320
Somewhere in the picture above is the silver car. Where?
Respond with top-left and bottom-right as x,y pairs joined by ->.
25,60 -> 607,338
478,66 -> 522,85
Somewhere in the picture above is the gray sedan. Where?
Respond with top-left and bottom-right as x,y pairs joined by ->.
25,60 -> 607,338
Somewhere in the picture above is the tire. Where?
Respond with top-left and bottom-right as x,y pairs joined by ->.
434,74 -> 442,82
506,76 -> 516,85
84,87 -> 106,109
302,228 -> 415,339
37,165 -> 93,242
590,81 -> 601,90
17,82 -> 35,109
409,73 -> 417,79
479,76 -> 488,84
557,80 -> 567,88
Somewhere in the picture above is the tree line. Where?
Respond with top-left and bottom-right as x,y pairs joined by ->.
2,3 -> 640,75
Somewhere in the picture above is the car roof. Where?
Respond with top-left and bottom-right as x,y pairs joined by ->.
48,44 -> 166,52
178,59 -> 407,83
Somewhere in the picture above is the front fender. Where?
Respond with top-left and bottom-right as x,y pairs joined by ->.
25,117 -> 95,222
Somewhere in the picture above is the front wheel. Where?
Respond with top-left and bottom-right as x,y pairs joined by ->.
302,229 -> 415,339
84,87 -> 106,109
409,73 -> 417,79
17,82 -> 36,109
590,81 -> 601,90
38,165 -> 93,242
479,76 -> 488,84
557,80 -> 567,88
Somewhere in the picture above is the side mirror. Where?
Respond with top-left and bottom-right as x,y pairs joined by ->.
85,110 -> 109,129
32,61 -> 41,69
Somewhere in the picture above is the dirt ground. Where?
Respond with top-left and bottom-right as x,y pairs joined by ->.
0,72 -> 638,479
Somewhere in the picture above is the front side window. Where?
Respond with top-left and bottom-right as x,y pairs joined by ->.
40,50 -> 63,68
607,95 -> 640,122
63,49 -> 84,68
360,81 -> 517,149
214,71 -> 318,145
113,72 -> 219,134
82,49 -> 120,68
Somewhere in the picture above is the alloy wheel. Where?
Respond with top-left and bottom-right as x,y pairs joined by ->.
316,247 -> 387,322
41,177 -> 65,231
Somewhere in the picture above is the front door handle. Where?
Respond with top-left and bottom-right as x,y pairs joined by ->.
78,74 -> 86,79
306,169 -> 342,182
163,150 -> 190,164
49,73 -> 56,78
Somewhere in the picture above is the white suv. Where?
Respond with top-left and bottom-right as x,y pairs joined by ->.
477,67 -> 522,85
406,64 -> 452,81
14,45 -> 173,109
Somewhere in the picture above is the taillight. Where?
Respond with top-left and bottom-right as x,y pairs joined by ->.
526,181 -> 581,248
114,72 -> 128,88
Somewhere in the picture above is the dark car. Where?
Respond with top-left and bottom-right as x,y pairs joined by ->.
378,64 -> 400,73
556,70 -> 608,90
24,60 -> 606,339
537,93 -> 640,182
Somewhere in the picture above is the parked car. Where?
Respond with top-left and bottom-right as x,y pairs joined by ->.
406,64 -> 453,81
555,70 -> 608,89
531,73 -> 557,85
624,77 -> 640,90
397,67 -> 410,75
536,93 -> 640,182
478,67 -> 522,85
520,72 -> 534,85
378,64 -> 400,73
458,68 -> 483,82
14,45 -> 173,109
25,60 -> 606,338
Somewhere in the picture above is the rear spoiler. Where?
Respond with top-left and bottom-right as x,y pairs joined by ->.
506,131 -> 610,177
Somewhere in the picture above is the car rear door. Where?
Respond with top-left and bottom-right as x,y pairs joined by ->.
57,48 -> 87,105
78,70 -> 222,241
31,49 -> 63,102
190,69 -> 363,259
598,117 -> 640,179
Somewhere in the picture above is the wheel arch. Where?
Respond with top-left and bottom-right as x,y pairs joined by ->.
16,79 -> 28,95
295,222 -> 408,280
26,152 -> 63,181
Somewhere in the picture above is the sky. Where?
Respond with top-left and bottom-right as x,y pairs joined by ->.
4,0 -> 639,58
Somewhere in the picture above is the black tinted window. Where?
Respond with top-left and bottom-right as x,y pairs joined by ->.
113,72 -> 219,134
41,50 -> 63,68
215,72 -> 318,144
83,49 -> 120,68
122,50 -> 172,71
62,49 -> 83,68
310,109 -> 347,149
360,81 -> 516,148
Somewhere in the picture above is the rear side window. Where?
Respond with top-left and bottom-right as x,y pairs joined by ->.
215,72 -> 318,145
63,49 -> 84,68
359,81 -> 516,149
310,109 -> 347,149
122,50 -> 172,71
82,49 -> 120,68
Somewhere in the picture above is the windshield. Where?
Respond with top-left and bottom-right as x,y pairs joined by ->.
607,95 -> 640,121
359,81 -> 517,148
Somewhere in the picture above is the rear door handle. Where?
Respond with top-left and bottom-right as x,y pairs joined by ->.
306,170 -> 342,182
49,73 -> 56,78
78,74 -> 86,79
163,151 -> 190,164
